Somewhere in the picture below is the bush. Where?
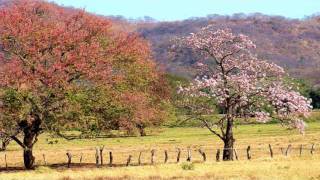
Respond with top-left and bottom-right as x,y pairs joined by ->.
181,162 -> 195,170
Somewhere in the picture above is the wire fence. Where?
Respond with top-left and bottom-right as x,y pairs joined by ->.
0,143 -> 317,170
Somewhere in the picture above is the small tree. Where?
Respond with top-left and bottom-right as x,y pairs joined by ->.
175,26 -> 312,160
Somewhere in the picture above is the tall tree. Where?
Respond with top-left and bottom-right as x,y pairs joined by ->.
175,26 -> 312,160
0,0 -> 163,169
0,0 -> 113,169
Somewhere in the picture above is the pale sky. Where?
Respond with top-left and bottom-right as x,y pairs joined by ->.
51,0 -> 320,21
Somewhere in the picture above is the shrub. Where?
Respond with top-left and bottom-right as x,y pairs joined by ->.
181,162 -> 195,170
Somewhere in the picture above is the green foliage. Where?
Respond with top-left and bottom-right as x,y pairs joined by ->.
165,73 -> 221,126
165,73 -> 190,89
2,89 -> 23,110
309,88 -> 320,109
160,101 -> 179,127
0,89 -> 33,132
283,77 -> 312,97
282,77 -> 320,109
64,86 -> 126,133
292,79 -> 320,109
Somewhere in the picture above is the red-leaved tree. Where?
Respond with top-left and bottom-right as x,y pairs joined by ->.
0,0 -> 163,169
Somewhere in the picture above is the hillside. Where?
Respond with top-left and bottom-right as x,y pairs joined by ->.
136,14 -> 320,85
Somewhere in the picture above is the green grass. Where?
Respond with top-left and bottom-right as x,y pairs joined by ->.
30,122 -> 320,150
1,122 -> 313,149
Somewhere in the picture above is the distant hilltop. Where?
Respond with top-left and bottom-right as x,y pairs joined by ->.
128,14 -> 320,86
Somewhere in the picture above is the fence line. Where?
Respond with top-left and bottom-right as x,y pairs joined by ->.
0,143 -> 318,169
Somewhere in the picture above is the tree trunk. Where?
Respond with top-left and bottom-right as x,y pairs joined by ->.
223,118 -> 234,161
23,133 -> 36,169
20,113 -> 41,169
137,125 -> 146,136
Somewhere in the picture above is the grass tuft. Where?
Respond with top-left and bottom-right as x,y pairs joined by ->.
181,162 -> 195,171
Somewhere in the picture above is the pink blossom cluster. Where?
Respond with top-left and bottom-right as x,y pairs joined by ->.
182,27 -> 256,60
254,111 -> 271,123
178,75 -> 226,104
290,119 -> 307,134
267,83 -> 312,117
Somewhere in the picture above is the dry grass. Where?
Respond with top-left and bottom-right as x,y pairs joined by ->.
1,156 -> 320,180
0,122 -> 319,179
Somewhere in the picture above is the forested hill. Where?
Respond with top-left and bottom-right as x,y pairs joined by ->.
133,14 -> 320,86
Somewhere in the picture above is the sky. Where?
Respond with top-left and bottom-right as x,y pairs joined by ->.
51,0 -> 320,21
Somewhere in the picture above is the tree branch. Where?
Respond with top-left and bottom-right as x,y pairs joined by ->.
56,131 -> 77,141
199,117 -> 224,140
0,129 -> 25,149
220,49 -> 242,63
10,135 -> 26,149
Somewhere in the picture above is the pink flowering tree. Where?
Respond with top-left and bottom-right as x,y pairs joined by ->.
175,26 -> 312,161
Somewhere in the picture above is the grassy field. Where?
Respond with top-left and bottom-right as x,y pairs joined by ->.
0,122 -> 320,179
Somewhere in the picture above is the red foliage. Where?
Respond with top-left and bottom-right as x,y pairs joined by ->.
0,0 -> 114,89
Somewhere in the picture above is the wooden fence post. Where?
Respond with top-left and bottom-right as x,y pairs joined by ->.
5,154 -> 7,169
285,144 -> 292,156
109,151 -> 113,167
216,149 -> 220,162
268,144 -> 273,158
138,151 -> 142,165
80,153 -> 83,164
176,148 -> 181,163
95,147 -> 100,167
198,149 -> 206,162
246,146 -> 251,160
234,148 -> 239,161
100,145 -> 105,166
186,147 -> 191,162
151,149 -> 155,164
126,155 -> 132,166
66,152 -> 72,168
164,150 -> 168,163
311,144 -> 315,155
300,144 -> 303,156
43,154 -> 47,166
